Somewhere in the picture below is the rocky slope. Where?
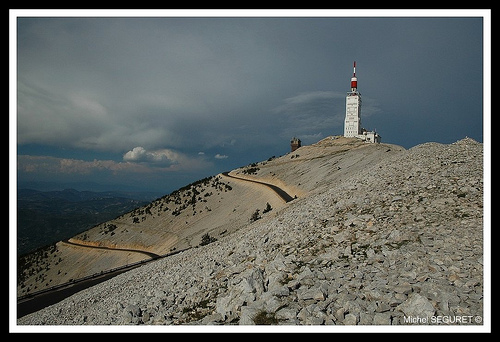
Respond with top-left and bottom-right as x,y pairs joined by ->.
17,137 -> 484,327
17,170 -> 286,297
17,136 -> 402,297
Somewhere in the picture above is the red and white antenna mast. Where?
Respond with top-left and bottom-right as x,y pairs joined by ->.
350,61 -> 358,91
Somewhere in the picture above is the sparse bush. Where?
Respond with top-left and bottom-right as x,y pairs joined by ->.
243,167 -> 260,175
250,209 -> 261,222
253,311 -> 279,325
199,233 -> 217,246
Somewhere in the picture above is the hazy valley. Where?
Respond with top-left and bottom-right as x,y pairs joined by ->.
17,188 -> 161,256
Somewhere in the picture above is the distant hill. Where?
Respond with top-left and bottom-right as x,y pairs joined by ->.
17,189 -> 158,255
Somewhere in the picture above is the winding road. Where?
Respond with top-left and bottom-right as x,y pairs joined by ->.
17,247 -> 186,318
17,262 -> 143,318
221,172 -> 295,203
64,239 -> 161,259
17,172 -> 295,319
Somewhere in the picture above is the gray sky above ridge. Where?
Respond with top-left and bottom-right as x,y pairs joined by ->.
12,10 -> 488,193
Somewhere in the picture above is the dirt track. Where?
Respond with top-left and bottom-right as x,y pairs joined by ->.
63,240 -> 161,259
221,172 -> 295,202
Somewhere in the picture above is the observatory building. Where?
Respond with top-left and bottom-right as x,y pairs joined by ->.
290,137 -> 301,152
344,62 -> 381,143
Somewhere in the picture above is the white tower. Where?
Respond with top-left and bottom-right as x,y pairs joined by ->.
344,61 -> 362,137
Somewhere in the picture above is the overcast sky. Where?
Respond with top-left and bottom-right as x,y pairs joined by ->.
12,10 -> 489,193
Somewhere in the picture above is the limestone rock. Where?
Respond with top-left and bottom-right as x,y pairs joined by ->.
17,137 -> 484,329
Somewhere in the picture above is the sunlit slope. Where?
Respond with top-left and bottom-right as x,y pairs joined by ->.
230,136 -> 405,197
18,173 -> 286,296
70,174 -> 286,254
18,136 -> 405,297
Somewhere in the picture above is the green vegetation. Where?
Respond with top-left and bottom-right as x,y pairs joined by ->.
199,233 -> 217,246
242,162 -> 260,175
253,311 -> 279,325
17,244 -> 60,295
127,175 -> 233,223
250,202 -> 273,222
250,209 -> 261,222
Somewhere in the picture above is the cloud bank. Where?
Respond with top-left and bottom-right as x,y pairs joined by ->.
14,14 -> 485,192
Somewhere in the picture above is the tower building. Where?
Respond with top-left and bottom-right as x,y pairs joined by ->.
290,137 -> 301,152
343,62 -> 381,143
344,61 -> 362,137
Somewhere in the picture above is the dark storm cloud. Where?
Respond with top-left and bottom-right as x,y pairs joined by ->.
17,17 -> 302,151
14,11 -> 487,192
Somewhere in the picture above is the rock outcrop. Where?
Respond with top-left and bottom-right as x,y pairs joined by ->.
17,137 -> 484,328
